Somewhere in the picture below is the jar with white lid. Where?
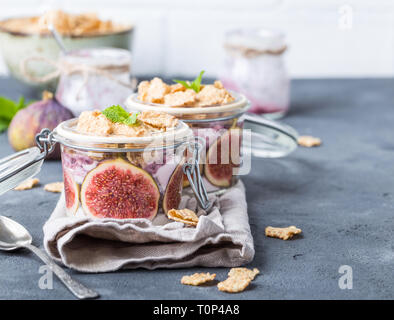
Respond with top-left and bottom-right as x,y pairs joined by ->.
55,48 -> 135,116
126,90 -> 298,192
220,28 -> 290,119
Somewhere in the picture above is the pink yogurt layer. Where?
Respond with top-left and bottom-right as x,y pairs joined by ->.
221,79 -> 289,115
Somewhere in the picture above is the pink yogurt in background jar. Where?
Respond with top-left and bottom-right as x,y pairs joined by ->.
220,28 -> 290,119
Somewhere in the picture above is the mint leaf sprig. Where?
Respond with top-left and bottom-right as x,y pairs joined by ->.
0,96 -> 30,132
173,70 -> 205,93
102,105 -> 140,126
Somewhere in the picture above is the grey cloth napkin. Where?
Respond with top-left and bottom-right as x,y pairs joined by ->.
43,180 -> 254,273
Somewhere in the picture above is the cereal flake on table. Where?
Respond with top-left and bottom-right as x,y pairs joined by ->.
297,135 -> 322,147
44,182 -> 64,193
181,273 -> 216,286
167,208 -> 199,227
265,226 -> 302,240
217,275 -> 252,293
14,178 -> 40,191
228,267 -> 260,280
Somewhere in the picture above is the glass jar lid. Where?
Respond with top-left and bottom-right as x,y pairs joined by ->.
243,113 -> 298,158
53,118 -> 193,152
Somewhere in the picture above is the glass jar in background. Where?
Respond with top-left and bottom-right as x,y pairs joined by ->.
56,48 -> 135,116
220,28 -> 290,119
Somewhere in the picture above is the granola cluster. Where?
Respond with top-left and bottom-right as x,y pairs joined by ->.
76,110 -> 178,137
0,10 -> 129,36
138,78 -> 235,107
167,208 -> 199,227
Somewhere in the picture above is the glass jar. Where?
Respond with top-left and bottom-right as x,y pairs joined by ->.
126,91 -> 298,192
55,48 -> 134,116
0,119 -> 211,219
220,28 -> 290,119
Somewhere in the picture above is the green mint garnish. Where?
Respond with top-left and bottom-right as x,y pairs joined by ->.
173,70 -> 205,93
102,105 -> 139,126
0,95 -> 31,132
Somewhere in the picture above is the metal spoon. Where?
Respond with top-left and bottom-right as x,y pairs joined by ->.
47,22 -> 68,54
0,216 -> 99,299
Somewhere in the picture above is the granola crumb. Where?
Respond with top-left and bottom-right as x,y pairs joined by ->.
181,273 -> 216,286
14,178 -> 40,191
44,182 -> 64,193
265,226 -> 302,240
228,267 -> 260,280
76,110 -> 177,137
138,77 -> 170,103
163,90 -> 197,107
137,111 -> 178,129
167,208 -> 199,227
76,110 -> 113,136
217,276 -> 252,293
137,77 -> 235,107
297,135 -> 322,147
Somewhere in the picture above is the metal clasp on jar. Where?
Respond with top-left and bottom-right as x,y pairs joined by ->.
183,137 -> 211,210
35,128 -> 57,157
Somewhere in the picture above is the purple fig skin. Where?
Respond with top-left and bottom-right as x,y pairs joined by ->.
8,95 -> 74,160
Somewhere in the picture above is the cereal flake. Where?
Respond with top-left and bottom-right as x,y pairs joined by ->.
137,111 -> 178,129
265,226 -> 302,240
297,135 -> 322,147
137,77 -> 170,103
181,273 -> 216,286
44,182 -> 64,193
228,267 -> 260,280
76,110 -> 113,136
14,178 -> 40,191
167,208 -> 199,226
217,276 -> 251,293
164,90 -> 197,107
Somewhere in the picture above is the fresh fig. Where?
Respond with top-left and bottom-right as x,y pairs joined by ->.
8,91 -> 73,159
163,164 -> 184,214
64,169 -> 79,215
81,159 -> 160,220
205,128 -> 241,187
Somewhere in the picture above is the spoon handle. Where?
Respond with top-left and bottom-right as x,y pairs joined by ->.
24,243 -> 99,299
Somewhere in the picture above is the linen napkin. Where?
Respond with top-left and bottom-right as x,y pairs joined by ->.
43,180 -> 254,273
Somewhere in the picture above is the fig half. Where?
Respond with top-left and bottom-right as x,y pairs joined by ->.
81,158 -> 160,220
64,169 -> 79,215
205,128 -> 241,187
163,164 -> 184,214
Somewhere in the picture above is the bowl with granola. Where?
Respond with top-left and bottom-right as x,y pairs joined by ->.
50,106 -> 208,219
0,10 -> 133,87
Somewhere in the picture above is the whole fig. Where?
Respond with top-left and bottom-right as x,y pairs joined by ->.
8,91 -> 74,159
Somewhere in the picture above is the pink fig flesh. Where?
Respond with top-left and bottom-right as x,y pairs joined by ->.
205,128 -> 241,187
163,164 -> 184,214
81,159 -> 160,220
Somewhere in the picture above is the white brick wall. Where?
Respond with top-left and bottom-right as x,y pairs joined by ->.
0,0 -> 393,78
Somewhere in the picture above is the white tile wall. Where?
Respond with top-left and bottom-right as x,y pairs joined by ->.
0,0 -> 393,78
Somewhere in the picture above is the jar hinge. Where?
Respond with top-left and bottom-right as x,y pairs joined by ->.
183,138 -> 210,210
